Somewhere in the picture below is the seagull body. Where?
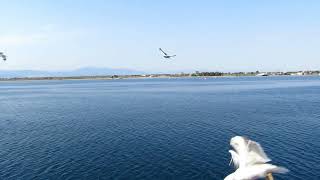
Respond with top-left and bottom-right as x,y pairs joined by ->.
159,48 -> 176,59
225,136 -> 288,180
0,52 -> 6,61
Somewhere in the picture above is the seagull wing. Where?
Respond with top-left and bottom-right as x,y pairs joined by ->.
229,150 -> 240,168
246,140 -> 271,165
159,48 -> 168,56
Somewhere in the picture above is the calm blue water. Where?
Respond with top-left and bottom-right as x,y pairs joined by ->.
0,76 -> 320,180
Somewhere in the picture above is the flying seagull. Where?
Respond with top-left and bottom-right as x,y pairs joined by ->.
225,136 -> 288,180
0,52 -> 6,61
159,48 -> 176,59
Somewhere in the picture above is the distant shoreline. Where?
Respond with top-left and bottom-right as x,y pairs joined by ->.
0,74 -> 319,82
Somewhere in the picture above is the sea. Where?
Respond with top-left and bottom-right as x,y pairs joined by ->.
0,76 -> 319,180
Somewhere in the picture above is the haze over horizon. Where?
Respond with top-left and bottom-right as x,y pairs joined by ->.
1,0 -> 320,73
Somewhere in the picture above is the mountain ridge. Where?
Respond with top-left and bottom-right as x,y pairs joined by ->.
0,67 -> 145,78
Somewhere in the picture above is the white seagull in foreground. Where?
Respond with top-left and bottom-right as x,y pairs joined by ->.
0,52 -> 6,61
225,136 -> 288,180
159,48 -> 176,59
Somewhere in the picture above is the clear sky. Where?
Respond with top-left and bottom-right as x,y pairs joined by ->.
1,0 -> 320,72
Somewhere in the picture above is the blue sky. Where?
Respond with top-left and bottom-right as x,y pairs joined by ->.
1,0 -> 320,72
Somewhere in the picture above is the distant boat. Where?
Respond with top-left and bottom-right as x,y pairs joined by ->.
256,73 -> 268,76
292,72 -> 304,76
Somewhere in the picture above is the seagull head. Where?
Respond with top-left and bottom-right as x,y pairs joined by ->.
230,136 -> 248,154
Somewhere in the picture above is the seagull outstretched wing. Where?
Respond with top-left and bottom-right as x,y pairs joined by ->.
246,140 -> 271,165
159,48 -> 168,56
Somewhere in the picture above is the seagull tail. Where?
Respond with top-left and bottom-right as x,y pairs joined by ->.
272,166 -> 289,174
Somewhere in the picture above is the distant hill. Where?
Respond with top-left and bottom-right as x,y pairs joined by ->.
0,67 -> 144,78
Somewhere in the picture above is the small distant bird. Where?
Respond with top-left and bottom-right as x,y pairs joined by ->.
225,136 -> 288,180
0,52 -> 7,61
159,48 -> 176,59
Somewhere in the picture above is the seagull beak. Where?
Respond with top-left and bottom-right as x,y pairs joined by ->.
229,157 -> 233,166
